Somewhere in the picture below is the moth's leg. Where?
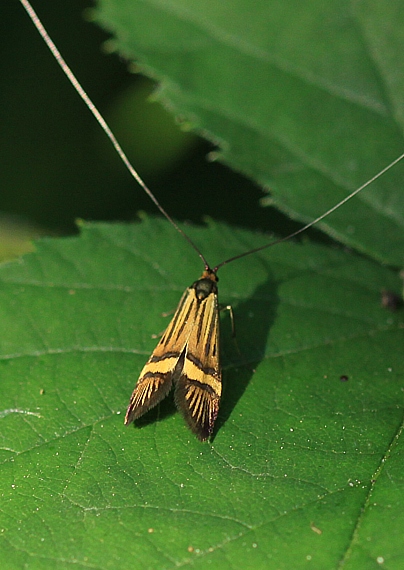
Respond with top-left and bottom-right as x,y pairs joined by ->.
219,304 -> 242,361
151,309 -> 176,339
220,305 -> 262,375
219,304 -> 235,337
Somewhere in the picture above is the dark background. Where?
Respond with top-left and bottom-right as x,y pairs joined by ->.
2,0 -> 294,239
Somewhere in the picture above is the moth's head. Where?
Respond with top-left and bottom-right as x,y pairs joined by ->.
200,268 -> 219,283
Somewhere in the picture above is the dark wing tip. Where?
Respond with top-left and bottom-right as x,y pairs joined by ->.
175,378 -> 220,441
124,375 -> 173,426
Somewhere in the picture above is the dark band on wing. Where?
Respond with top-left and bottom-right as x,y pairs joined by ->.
186,352 -> 217,377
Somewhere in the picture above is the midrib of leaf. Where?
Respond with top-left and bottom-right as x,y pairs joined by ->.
339,416 -> 404,567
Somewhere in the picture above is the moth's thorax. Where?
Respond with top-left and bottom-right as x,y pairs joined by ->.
193,270 -> 218,300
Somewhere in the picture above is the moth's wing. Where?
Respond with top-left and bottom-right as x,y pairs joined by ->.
125,286 -> 196,425
174,290 -> 221,441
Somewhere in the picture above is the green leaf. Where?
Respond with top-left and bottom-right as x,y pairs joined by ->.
0,220 -> 403,569
94,0 -> 404,266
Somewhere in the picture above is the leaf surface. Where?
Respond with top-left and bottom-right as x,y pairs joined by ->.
94,0 -> 404,266
0,220 -> 403,569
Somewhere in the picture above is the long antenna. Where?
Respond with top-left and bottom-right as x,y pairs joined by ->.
19,0 -> 210,270
20,0 -> 404,275
214,153 -> 404,271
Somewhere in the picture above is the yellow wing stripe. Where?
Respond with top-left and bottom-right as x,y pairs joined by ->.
182,355 -> 221,395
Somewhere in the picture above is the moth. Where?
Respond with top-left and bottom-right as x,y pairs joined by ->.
124,269 -> 221,440
20,0 -> 403,440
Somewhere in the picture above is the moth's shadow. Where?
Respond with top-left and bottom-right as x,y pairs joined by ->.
129,268 -> 279,440
214,269 -> 279,439
131,392 -> 177,430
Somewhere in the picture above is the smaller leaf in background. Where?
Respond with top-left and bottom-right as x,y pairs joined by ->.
95,0 -> 404,266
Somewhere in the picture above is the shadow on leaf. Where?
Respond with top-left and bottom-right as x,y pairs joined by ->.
214,269 -> 279,438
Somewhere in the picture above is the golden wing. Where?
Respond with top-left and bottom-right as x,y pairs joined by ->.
125,270 -> 221,440
174,284 -> 221,441
124,283 -> 197,425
